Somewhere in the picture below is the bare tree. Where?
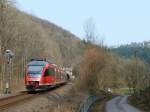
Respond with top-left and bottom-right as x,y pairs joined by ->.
83,18 -> 98,43
0,0 -> 8,93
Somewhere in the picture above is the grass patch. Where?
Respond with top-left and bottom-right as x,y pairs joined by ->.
118,88 -> 133,95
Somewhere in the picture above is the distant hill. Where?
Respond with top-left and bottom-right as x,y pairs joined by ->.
111,41 -> 150,64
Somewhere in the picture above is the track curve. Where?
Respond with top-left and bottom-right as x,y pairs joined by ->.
0,92 -> 35,110
0,82 -> 67,110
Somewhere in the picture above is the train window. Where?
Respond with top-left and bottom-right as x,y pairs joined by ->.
44,67 -> 55,76
50,68 -> 55,75
44,69 -> 50,76
28,65 -> 43,74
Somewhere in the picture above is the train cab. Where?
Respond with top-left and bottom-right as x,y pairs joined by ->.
25,59 -> 54,91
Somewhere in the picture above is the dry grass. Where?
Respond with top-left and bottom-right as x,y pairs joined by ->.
90,99 -> 106,112
47,86 -> 88,112
11,79 -> 25,93
129,96 -> 150,112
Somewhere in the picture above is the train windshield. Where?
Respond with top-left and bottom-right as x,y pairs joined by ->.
27,65 -> 43,75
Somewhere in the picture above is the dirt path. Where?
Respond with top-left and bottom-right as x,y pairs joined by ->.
105,96 -> 143,112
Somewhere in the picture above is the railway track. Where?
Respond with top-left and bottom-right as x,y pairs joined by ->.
0,83 -> 67,110
0,91 -> 35,110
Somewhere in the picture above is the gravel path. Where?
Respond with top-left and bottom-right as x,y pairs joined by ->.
105,96 -> 143,112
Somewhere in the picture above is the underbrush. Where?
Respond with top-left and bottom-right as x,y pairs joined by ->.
129,87 -> 150,112
90,90 -> 117,112
48,86 -> 88,112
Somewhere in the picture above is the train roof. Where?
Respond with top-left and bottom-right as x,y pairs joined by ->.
27,58 -> 53,66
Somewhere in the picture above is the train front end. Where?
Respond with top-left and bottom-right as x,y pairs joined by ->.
25,59 -> 48,92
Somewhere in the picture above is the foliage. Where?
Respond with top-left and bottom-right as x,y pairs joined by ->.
111,42 -> 150,64
75,41 -> 150,96
75,43 -> 123,94
123,58 -> 150,94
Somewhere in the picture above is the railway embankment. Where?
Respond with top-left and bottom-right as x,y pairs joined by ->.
0,83 -> 73,112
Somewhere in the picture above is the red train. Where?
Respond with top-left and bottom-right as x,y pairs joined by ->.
24,59 -> 69,92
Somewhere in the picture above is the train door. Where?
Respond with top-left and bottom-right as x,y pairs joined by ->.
43,67 -> 55,84
55,68 -> 61,83
54,68 -> 58,83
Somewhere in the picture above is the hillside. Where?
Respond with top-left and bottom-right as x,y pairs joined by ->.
111,41 -> 150,64
30,16 -> 82,66
0,2 -> 82,68
0,1 -> 84,93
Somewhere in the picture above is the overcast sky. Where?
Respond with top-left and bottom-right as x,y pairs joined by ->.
16,0 -> 150,46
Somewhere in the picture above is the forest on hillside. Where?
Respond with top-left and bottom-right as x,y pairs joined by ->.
0,0 -> 82,66
111,41 -> 150,64
0,0 -> 83,92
